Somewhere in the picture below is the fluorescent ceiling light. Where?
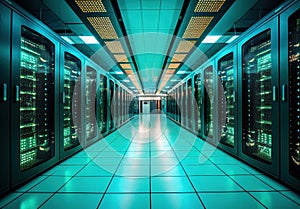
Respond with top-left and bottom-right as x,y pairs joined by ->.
226,35 -> 239,43
61,36 -> 74,44
115,71 -> 124,75
177,71 -> 187,74
202,35 -> 221,43
79,36 -> 99,44
123,79 -> 130,82
171,79 -> 180,82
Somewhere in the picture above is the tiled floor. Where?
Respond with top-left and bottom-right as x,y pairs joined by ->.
1,114 -> 300,209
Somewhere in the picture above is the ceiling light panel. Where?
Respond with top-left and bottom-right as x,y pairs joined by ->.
125,70 -> 134,75
114,54 -> 129,62
171,53 -> 187,62
74,0 -> 107,13
168,63 -> 181,68
120,63 -> 132,69
194,0 -> 226,13
104,41 -> 125,53
183,16 -> 214,38
175,40 -> 196,53
87,17 -> 118,39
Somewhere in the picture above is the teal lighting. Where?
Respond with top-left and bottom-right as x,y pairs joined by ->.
226,35 -> 239,43
61,36 -> 74,44
202,35 -> 222,43
177,71 -> 187,74
118,0 -> 184,93
79,36 -> 99,44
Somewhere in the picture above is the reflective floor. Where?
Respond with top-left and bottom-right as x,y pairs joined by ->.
1,115 -> 300,209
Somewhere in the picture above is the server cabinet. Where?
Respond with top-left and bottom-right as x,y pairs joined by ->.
187,79 -> 193,130
11,12 -> 59,186
59,46 -> 83,160
216,50 -> 238,155
0,3 -> 11,196
97,75 -> 108,134
109,80 -> 115,130
85,64 -> 98,146
238,17 -> 279,176
180,84 -> 186,127
120,88 -> 123,124
203,65 -> 215,142
280,1 -> 300,190
115,85 -> 119,125
194,73 -> 202,137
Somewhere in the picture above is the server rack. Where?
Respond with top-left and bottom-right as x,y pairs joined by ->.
109,80 -> 115,130
216,48 -> 238,155
0,3 -> 11,196
84,62 -> 98,146
115,84 -> 119,127
237,17 -> 280,177
280,0 -> 300,190
97,75 -> 108,135
59,45 -> 84,160
194,73 -> 202,138
203,64 -> 215,144
11,12 -> 59,187
187,79 -> 193,130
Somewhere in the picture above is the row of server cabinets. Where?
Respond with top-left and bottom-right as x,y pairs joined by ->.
0,1 -> 134,196
166,0 -> 300,192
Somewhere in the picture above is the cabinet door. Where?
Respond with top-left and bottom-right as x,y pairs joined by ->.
11,13 -> 59,186
204,66 -> 214,139
85,66 -> 97,141
194,73 -> 202,136
218,53 -> 235,148
280,2 -> 300,190
239,17 -> 279,176
0,3 -> 11,195
97,75 -> 107,134
62,52 -> 82,151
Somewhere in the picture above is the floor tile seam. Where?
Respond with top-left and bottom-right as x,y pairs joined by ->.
162,131 -> 207,209
212,163 -> 269,209
251,173 -> 293,193
2,121 -> 135,209
96,130 -> 139,209
36,158 -> 94,209
164,121 -> 267,209
278,190 -> 300,206
39,135 -> 124,207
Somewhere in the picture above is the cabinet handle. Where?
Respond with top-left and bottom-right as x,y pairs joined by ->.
62,92 -> 66,104
282,84 -> 287,102
2,83 -> 7,102
233,91 -> 236,103
15,85 -> 20,102
272,86 -> 277,102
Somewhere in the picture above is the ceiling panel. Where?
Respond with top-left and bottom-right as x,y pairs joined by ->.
141,0 -> 161,10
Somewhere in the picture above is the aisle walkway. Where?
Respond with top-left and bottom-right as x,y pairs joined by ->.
1,115 -> 300,209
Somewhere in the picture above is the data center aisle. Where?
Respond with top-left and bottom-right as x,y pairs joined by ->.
1,114 -> 300,209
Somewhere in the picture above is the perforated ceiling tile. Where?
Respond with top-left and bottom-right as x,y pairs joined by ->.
88,17 -> 118,39
125,70 -> 134,75
74,0 -> 106,13
114,54 -> 129,63
194,0 -> 226,13
171,53 -> 187,62
183,16 -> 214,38
166,69 -> 176,74
104,41 -> 125,53
175,40 -> 197,53
120,63 -> 132,69
168,63 -> 181,69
